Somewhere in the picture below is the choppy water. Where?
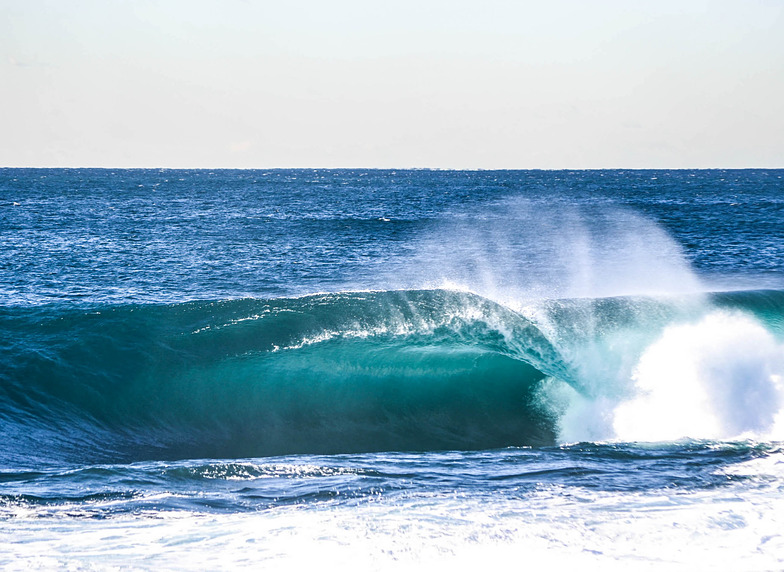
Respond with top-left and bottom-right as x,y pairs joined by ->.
1,169 -> 783,569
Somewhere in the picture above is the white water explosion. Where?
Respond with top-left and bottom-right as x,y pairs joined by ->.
613,311 -> 784,442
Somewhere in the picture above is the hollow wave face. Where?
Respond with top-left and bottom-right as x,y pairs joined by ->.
0,290 -> 567,466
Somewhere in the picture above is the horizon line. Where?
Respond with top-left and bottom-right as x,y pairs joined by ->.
2,166 -> 783,171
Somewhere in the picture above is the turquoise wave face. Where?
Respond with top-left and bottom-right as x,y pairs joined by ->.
0,290 -> 564,465
2,288 -> 784,467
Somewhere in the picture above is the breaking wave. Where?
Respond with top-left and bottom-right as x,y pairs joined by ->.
1,288 -> 783,466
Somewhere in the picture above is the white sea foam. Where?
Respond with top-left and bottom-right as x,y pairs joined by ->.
612,311 -> 784,442
3,480 -> 783,571
549,310 -> 784,444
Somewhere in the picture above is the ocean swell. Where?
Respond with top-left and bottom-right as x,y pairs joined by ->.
2,288 -> 784,467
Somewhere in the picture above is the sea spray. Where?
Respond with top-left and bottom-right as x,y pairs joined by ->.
398,198 -> 703,304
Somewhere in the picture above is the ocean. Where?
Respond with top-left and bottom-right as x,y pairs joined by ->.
1,168 -> 783,569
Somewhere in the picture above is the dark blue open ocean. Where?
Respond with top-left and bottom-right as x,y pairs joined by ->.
1,169 -> 783,569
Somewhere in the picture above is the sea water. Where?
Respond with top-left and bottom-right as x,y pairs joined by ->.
1,169 -> 783,569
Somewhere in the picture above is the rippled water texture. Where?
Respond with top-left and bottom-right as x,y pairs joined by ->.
1,169 -> 783,569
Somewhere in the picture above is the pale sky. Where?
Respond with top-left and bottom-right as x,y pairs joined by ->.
2,0 -> 783,168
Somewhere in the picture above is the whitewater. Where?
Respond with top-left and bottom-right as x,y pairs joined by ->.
1,168 -> 783,569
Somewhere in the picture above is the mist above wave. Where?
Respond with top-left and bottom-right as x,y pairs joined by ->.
393,197 -> 703,306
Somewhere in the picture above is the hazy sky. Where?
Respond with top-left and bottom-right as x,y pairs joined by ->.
2,0 -> 783,168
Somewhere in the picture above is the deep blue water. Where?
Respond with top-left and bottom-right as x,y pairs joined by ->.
2,169 -> 782,304
1,169 -> 783,568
